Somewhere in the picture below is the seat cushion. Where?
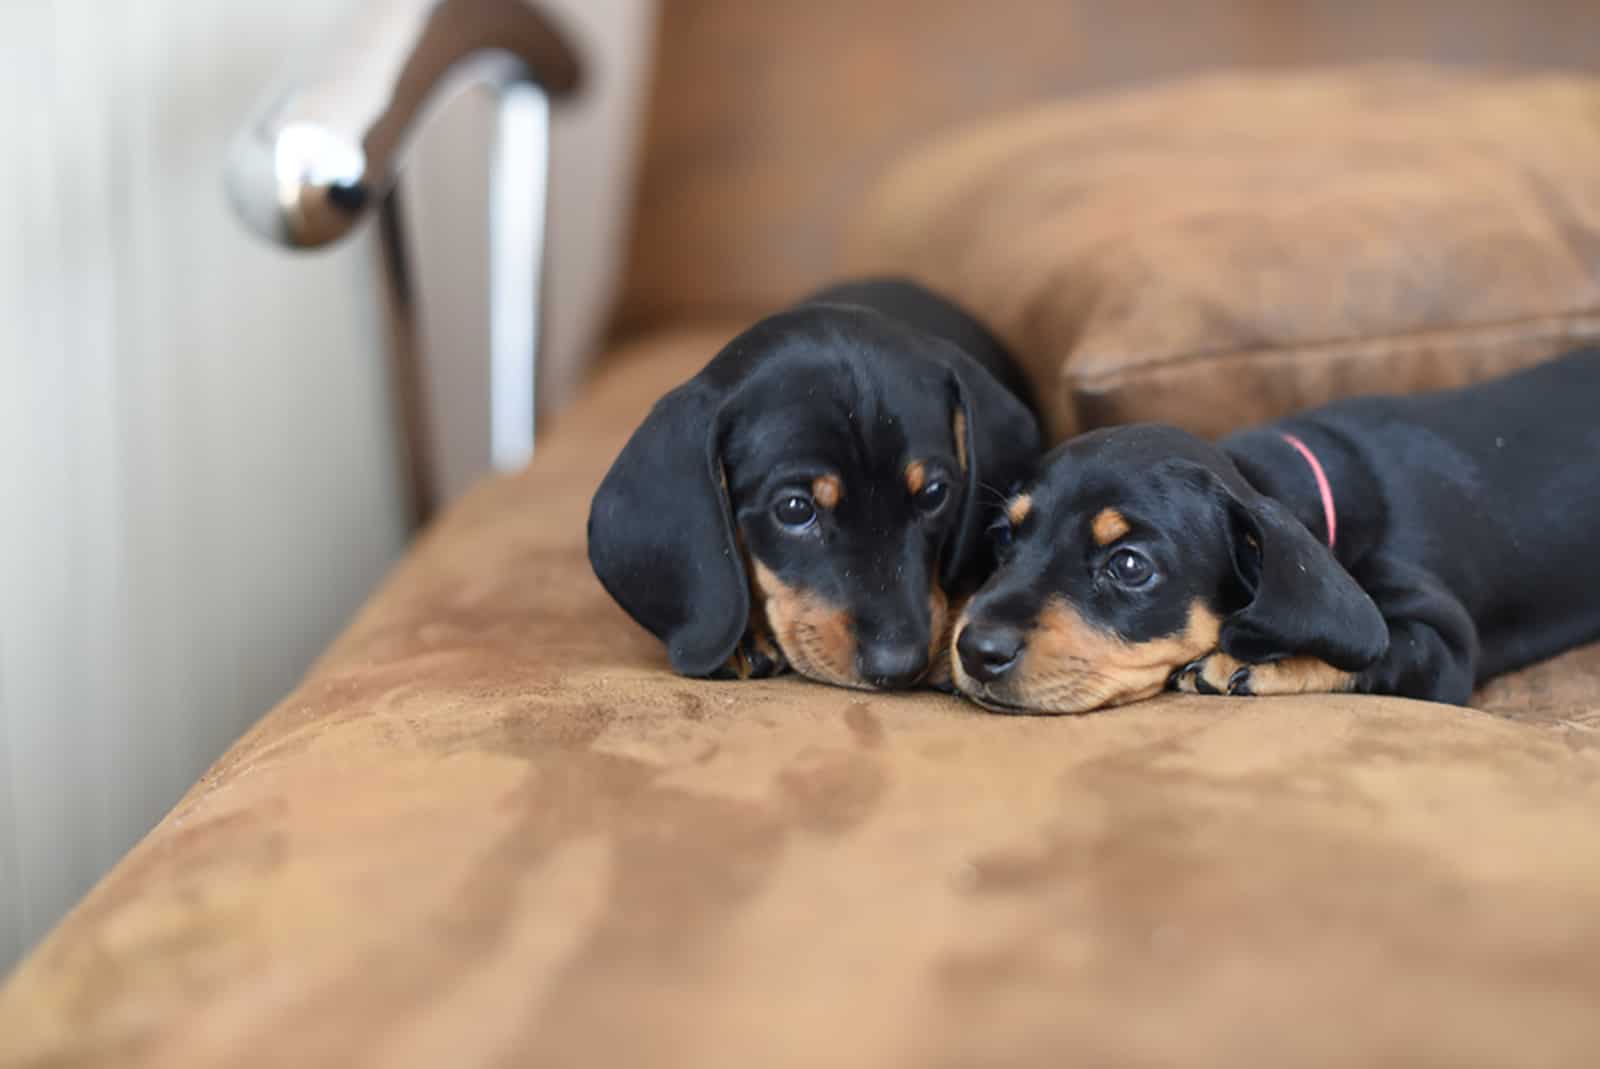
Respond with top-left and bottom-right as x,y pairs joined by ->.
3,323 -> 1600,1067
846,67 -> 1600,439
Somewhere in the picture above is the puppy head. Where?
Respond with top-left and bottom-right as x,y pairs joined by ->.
589,303 -> 1038,688
952,425 -> 1387,713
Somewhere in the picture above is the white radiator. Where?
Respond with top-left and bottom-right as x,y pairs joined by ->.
0,0 -> 408,968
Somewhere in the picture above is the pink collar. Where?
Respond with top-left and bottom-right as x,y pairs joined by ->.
1279,433 -> 1336,549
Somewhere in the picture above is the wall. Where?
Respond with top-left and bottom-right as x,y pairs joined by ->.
0,1 -> 408,969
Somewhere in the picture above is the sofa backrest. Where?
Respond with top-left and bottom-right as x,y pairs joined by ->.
614,0 -> 1597,334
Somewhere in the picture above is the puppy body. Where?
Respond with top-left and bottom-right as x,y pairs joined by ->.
957,347 -> 1600,712
590,279 -> 1040,689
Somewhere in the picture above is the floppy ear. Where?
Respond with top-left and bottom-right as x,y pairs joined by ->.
587,381 -> 748,676
1220,492 -> 1388,671
944,360 -> 1041,586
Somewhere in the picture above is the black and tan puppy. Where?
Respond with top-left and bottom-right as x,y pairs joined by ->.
590,279 -> 1040,689
953,346 -> 1600,713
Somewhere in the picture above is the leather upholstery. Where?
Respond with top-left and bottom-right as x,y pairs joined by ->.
847,67 -> 1600,438
3,326 -> 1598,1067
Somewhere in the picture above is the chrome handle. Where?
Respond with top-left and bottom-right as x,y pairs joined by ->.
226,0 -> 581,249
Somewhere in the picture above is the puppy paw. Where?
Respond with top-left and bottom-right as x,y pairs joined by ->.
1170,652 -> 1249,695
712,631 -> 789,680
1170,653 -> 1353,697
1230,657 -> 1355,696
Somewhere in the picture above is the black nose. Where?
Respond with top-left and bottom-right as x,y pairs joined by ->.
957,623 -> 1024,682
857,641 -> 929,689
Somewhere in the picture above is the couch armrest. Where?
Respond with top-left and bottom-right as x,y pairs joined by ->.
226,0 -> 581,249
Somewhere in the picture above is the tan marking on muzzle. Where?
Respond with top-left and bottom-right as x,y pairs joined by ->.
1092,508 -> 1131,546
1006,495 -> 1032,527
812,474 -> 842,510
752,559 -> 861,689
954,598 -> 1221,714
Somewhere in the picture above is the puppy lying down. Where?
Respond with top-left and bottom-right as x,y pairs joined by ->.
590,278 -> 1040,690
953,347 -> 1600,714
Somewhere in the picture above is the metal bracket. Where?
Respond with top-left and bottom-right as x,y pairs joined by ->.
224,0 -> 581,526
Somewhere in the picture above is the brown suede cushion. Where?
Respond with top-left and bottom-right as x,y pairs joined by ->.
3,324 -> 1600,1067
846,67 -> 1600,439
623,4 -> 1600,334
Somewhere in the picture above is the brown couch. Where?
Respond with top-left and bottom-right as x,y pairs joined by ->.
5,4 -> 1600,1066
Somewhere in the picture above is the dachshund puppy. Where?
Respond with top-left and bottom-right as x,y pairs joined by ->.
953,346 -> 1600,713
590,278 -> 1041,689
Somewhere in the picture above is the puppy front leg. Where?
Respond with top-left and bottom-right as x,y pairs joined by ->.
1174,557 -> 1478,704
1342,555 -> 1478,705
1173,650 -> 1356,697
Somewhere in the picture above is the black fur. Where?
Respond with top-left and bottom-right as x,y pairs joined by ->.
960,347 -> 1600,707
589,278 -> 1041,685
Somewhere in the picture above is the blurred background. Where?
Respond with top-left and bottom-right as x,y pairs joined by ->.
0,0 -> 655,969
1,0 -> 1594,971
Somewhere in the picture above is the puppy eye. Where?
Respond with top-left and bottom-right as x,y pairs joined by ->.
1106,548 -> 1155,587
773,492 -> 817,531
915,480 -> 950,515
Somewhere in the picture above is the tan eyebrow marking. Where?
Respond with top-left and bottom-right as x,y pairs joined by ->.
812,474 -> 842,509
1006,494 -> 1032,526
1092,508 -> 1131,546
952,409 -> 968,473
905,461 -> 927,496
